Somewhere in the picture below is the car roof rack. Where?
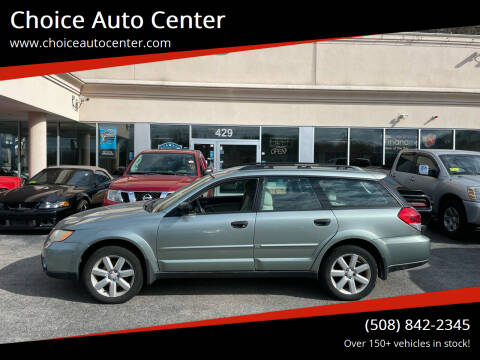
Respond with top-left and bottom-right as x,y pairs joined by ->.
239,163 -> 362,171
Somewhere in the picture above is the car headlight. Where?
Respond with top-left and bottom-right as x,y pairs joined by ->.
467,187 -> 480,200
107,189 -> 124,202
39,200 -> 70,209
44,229 -> 73,248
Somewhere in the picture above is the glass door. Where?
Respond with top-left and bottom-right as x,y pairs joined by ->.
191,140 -> 260,171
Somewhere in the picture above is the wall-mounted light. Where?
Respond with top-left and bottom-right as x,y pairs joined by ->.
398,113 -> 408,120
72,95 -> 90,111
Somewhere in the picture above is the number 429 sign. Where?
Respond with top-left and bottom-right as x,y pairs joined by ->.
215,128 -> 233,137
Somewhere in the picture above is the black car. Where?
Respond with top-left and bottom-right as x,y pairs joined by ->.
0,166 -> 113,230
364,167 -> 432,224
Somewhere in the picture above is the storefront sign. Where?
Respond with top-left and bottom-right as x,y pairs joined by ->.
158,142 -> 183,150
192,125 -> 259,139
99,125 -> 117,157
422,134 -> 437,148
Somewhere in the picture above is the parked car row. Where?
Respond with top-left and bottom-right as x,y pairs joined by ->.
0,149 -> 208,229
3,147 -> 479,304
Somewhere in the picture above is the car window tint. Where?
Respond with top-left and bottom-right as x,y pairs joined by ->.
396,153 -> 417,173
315,178 -> 398,208
260,177 -> 322,211
193,178 -> 258,214
94,172 -> 110,184
416,155 -> 438,172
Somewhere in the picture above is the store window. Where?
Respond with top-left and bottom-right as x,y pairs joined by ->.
455,130 -> 480,152
261,127 -> 299,163
350,128 -> 383,167
314,128 -> 348,165
420,129 -> 453,149
98,124 -> 134,174
385,129 -> 418,167
0,121 -> 19,177
60,122 -> 96,166
192,125 -> 260,140
151,124 -> 189,149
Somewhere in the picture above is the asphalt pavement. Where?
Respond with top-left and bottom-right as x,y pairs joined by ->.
0,226 -> 479,343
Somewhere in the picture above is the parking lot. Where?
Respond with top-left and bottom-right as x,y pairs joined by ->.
0,225 -> 479,343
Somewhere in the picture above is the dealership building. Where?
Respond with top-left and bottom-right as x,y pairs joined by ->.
1,32 -> 480,178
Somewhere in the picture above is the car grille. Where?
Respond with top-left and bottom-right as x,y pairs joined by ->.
5,202 -> 39,210
119,191 -> 174,202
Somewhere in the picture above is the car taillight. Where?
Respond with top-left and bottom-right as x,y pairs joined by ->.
398,207 -> 422,231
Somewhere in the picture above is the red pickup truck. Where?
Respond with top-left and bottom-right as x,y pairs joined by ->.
103,149 -> 209,206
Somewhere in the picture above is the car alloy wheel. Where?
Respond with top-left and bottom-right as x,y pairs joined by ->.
77,199 -> 89,212
90,255 -> 135,298
443,206 -> 460,232
83,246 -> 143,303
321,245 -> 377,301
329,253 -> 371,295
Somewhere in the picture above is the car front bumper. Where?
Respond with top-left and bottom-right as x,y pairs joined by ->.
0,207 -> 73,230
41,241 -> 79,280
463,200 -> 480,225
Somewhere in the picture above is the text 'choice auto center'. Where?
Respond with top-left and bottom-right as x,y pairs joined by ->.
1,32 -> 480,178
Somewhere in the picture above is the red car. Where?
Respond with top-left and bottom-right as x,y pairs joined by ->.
0,176 -> 22,192
103,149 -> 210,206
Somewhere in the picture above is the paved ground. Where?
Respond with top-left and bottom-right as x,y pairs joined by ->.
0,226 -> 479,343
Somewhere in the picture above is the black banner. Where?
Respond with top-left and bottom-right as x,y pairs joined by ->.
4,302 -> 478,352
1,3 -> 479,67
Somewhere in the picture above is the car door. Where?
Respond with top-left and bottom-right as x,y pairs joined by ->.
412,153 -> 441,199
253,176 -> 338,271
156,177 -> 259,272
391,151 -> 418,187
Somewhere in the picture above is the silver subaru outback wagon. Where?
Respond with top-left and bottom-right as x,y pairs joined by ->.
41,164 -> 430,303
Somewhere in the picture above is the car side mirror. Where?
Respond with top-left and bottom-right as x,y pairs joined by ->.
203,168 -> 213,176
177,201 -> 195,215
428,169 -> 439,178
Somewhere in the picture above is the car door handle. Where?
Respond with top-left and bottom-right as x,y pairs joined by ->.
314,218 -> 331,226
231,221 -> 248,229
410,176 -> 416,182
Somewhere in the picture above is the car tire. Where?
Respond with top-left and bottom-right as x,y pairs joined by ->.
440,199 -> 470,239
82,246 -> 143,304
77,199 -> 89,212
320,245 -> 378,301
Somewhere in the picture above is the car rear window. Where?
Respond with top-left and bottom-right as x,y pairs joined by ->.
314,178 -> 399,208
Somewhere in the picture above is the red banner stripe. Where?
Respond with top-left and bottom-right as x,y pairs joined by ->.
52,286 -> 480,340
0,36 -> 359,81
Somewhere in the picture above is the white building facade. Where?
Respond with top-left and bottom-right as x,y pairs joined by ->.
1,32 -> 480,176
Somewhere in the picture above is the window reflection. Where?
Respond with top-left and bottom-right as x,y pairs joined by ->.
314,128 -> 348,165
350,128 -> 383,167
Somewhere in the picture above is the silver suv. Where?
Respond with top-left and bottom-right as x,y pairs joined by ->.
41,164 -> 430,303
391,149 -> 480,238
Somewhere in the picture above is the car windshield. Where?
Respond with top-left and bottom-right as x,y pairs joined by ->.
28,168 -> 92,186
128,153 -> 197,176
439,154 -> 480,175
149,175 -> 213,213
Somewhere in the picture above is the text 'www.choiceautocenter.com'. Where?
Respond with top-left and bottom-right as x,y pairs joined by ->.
9,38 -> 172,49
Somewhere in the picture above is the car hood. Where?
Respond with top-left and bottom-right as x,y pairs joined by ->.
450,174 -> 480,186
0,184 -> 85,203
57,201 -> 151,229
110,174 -> 197,191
